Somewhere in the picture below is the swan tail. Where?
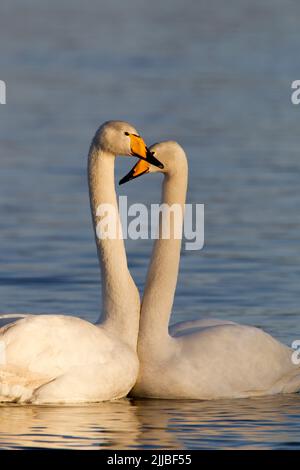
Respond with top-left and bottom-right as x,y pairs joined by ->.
0,314 -> 31,319
0,368 -> 50,403
0,314 -> 31,331
0,383 -> 33,403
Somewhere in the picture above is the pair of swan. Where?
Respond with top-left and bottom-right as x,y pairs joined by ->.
0,120 -> 299,403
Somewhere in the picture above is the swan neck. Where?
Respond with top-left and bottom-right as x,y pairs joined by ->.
88,144 -> 140,348
139,163 -> 188,352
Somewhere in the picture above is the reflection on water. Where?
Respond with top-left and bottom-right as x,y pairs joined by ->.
1,396 -> 300,449
0,401 -> 140,450
1,0 -> 300,450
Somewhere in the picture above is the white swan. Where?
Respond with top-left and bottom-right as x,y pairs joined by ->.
120,141 -> 300,400
0,120 -> 163,404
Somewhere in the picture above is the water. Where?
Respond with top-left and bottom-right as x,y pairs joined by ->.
0,0 -> 300,449
1,396 -> 300,450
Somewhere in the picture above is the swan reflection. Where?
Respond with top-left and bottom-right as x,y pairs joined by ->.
0,395 -> 300,449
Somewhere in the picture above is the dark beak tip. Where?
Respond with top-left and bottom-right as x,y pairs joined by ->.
119,168 -> 135,185
119,176 -> 129,185
145,150 -> 164,169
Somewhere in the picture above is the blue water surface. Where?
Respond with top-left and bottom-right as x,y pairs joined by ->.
0,0 -> 300,449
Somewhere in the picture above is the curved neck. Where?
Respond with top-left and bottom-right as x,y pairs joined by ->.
88,143 -> 140,348
138,164 -> 188,352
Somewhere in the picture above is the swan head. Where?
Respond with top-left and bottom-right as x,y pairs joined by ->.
119,141 -> 187,185
92,121 -> 164,168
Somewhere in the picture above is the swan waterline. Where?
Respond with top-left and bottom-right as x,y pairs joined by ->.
121,141 -> 300,400
0,120 -> 163,404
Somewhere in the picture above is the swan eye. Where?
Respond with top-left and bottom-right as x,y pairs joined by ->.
125,131 -> 141,138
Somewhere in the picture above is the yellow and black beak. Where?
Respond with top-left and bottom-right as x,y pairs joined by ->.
119,159 -> 150,185
125,133 -> 164,169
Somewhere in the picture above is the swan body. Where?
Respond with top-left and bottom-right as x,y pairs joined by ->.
0,121 -> 160,404
0,315 -> 137,403
135,320 -> 300,400
124,141 -> 300,400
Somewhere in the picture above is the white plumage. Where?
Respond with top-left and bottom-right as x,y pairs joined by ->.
0,121 -> 152,403
131,141 -> 300,400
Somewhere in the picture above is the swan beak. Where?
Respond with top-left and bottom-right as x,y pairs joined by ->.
119,159 -> 150,185
128,134 -> 164,169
